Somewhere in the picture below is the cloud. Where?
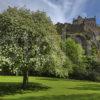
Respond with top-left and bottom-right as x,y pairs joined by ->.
66,0 -> 88,22
0,0 -> 88,23
39,0 -> 88,23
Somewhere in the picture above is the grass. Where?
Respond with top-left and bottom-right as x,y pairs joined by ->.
0,76 -> 100,100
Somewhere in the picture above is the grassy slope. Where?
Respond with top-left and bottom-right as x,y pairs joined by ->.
0,76 -> 100,100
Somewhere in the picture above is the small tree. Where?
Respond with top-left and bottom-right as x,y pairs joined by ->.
63,38 -> 84,64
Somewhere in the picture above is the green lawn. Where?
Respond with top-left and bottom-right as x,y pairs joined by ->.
0,76 -> 100,100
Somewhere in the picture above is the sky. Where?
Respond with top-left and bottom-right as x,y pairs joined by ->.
0,0 -> 100,24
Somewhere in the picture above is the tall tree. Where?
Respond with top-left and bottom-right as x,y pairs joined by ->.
0,7 -> 66,88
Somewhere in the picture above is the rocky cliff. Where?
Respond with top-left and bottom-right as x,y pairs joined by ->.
56,21 -> 100,60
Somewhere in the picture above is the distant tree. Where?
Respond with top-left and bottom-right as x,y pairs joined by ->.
62,38 -> 87,79
63,38 -> 84,64
84,56 -> 100,81
55,23 -> 65,35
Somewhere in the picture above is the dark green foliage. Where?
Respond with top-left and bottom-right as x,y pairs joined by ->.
55,23 -> 65,35
84,56 -> 100,81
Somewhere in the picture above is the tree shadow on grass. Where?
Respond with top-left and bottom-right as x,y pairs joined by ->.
0,82 -> 50,96
68,83 -> 100,91
9,93 -> 100,100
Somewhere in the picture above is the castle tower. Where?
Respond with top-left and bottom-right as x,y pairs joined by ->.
73,16 -> 84,25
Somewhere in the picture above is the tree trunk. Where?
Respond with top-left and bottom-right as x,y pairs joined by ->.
22,70 -> 28,89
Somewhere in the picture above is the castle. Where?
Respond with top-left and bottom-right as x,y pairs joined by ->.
73,16 -> 96,31
64,16 -> 97,33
